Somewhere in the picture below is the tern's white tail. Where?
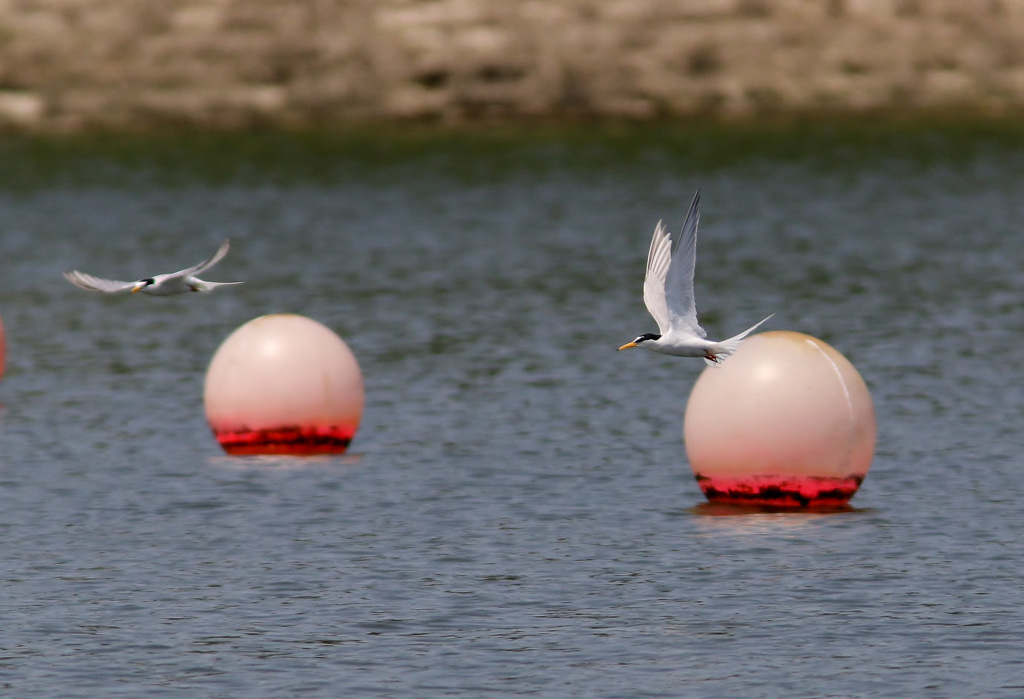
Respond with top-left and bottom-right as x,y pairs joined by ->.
704,314 -> 774,367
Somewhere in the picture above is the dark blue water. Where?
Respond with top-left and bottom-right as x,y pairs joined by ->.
1,130 -> 1024,696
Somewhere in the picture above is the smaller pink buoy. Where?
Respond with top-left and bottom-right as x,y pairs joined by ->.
684,331 -> 876,508
204,314 -> 364,455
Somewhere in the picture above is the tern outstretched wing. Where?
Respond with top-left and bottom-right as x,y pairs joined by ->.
168,239 -> 231,279
642,220 -> 673,335
663,190 -> 705,338
643,190 -> 706,338
62,271 -> 136,293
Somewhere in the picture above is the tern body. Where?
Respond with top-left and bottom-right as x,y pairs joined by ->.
64,239 -> 242,296
618,190 -> 772,365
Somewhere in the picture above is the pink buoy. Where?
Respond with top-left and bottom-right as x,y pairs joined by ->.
684,331 -> 876,508
204,314 -> 364,455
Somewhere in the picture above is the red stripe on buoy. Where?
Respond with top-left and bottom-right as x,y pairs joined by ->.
694,473 -> 864,508
213,425 -> 356,455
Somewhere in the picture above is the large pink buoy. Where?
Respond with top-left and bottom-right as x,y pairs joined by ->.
204,314 -> 364,455
684,331 -> 875,508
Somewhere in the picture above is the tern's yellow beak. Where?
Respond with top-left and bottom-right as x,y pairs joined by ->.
130,284 -> 144,293
617,341 -> 638,351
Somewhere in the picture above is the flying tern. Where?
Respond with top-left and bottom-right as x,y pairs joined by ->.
617,190 -> 772,365
64,239 -> 242,296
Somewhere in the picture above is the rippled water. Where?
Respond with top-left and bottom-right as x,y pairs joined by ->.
2,126 -> 1024,696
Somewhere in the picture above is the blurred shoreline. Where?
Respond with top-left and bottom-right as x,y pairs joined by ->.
2,119 -> 1024,190
2,1 -> 1024,132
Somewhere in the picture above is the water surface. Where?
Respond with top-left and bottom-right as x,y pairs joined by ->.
1,124 -> 1024,696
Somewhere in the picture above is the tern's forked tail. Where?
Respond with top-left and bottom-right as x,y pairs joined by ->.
704,314 -> 775,367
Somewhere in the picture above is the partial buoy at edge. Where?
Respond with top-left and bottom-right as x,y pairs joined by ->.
204,314 -> 364,455
0,313 -> 6,385
683,331 -> 876,508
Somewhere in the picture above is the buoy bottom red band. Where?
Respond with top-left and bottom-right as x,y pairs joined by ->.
694,473 -> 865,508
213,425 -> 355,455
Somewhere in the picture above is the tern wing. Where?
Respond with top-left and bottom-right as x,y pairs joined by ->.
167,239 -> 231,279
642,220 -> 673,335
663,190 -> 706,338
63,271 -> 137,293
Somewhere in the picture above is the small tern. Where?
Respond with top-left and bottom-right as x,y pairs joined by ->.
618,190 -> 772,365
64,239 -> 242,296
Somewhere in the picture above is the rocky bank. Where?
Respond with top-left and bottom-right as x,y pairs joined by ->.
1,0 -> 1023,130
